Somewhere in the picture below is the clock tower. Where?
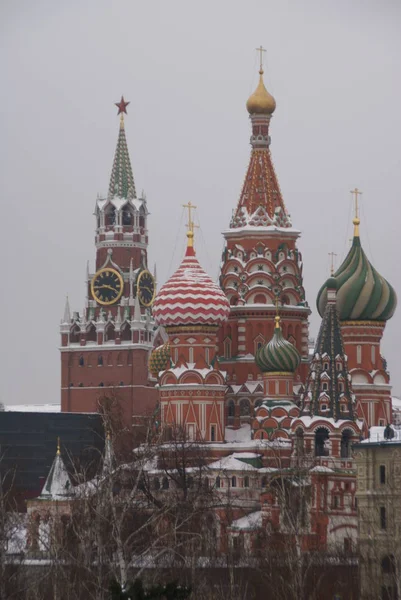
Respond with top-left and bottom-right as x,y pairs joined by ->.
60,98 -> 158,426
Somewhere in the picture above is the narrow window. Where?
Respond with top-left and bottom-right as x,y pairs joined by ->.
371,345 -> 376,364
323,362 -> 329,371
210,425 -> 216,442
205,347 -> 210,365
231,476 -> 237,488
162,477 -> 169,490
322,382 -> 328,391
244,476 -> 250,488
215,476 -> 221,489
357,345 -> 362,364
98,355 -> 103,366
380,465 -> 386,485
79,356 -> 84,367
380,506 -> 386,530
333,495 -> 339,509
188,347 -> 194,363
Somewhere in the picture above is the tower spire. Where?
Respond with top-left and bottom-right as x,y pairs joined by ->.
182,201 -> 198,252
108,97 -> 136,201
350,187 -> 362,237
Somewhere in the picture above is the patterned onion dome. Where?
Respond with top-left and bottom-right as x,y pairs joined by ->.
152,239 -> 230,328
149,342 -> 171,377
256,315 -> 301,373
317,234 -> 397,321
246,68 -> 276,115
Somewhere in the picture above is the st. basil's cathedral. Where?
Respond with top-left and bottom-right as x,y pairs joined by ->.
51,56 -> 398,552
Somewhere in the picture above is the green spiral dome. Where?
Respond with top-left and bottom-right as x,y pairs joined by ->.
256,318 -> 301,373
317,235 -> 397,321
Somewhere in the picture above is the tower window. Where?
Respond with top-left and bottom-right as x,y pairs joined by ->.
380,506 -> 386,530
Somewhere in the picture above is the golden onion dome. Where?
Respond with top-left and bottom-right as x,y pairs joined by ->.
246,69 -> 276,115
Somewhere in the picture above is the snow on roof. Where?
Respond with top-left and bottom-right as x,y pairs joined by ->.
295,415 -> 361,429
230,511 -> 262,531
207,454 -> 258,472
225,424 -> 252,443
361,425 -> 401,444
310,466 -> 334,473
4,403 -> 61,413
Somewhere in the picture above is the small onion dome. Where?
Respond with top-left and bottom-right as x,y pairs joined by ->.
246,69 -> 276,115
149,342 -> 171,377
152,243 -> 230,328
256,315 -> 301,373
317,235 -> 397,321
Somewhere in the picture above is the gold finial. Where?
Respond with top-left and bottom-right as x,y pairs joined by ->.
350,188 -> 362,237
120,113 -> 125,129
256,45 -> 267,74
246,48 -> 276,115
328,252 -> 337,275
274,295 -> 281,330
56,437 -> 61,456
182,201 -> 198,248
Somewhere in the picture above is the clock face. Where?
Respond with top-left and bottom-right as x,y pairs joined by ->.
137,270 -> 156,307
91,268 -> 124,305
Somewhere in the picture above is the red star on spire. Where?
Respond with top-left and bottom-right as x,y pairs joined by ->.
115,96 -> 130,115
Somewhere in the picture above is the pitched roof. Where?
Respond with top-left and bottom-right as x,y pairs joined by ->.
39,449 -> 73,500
108,117 -> 136,201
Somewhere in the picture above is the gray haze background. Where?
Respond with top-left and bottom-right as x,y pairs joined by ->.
1,0 -> 400,406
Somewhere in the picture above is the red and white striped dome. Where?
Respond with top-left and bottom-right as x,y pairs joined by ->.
153,245 -> 230,327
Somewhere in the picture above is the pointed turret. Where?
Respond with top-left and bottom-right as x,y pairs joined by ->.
231,64 -> 290,229
301,279 -> 356,421
108,96 -> 136,201
62,295 -> 71,324
39,439 -> 73,500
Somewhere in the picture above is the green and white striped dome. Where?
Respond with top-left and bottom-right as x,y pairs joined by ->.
317,235 -> 397,322
256,316 -> 301,373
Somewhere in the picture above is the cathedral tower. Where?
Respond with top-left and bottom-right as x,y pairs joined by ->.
218,57 -> 310,421
317,191 -> 397,428
153,211 -> 230,442
60,98 -> 158,425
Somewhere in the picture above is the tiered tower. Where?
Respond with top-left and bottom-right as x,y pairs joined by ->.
60,98 -> 158,425
317,192 -> 397,428
218,56 -> 310,423
292,278 -> 362,460
152,212 -> 230,442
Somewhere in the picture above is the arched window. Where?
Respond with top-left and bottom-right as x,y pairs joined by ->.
315,428 -> 329,457
215,476 -> 221,489
228,400 -> 235,418
341,430 -> 352,458
86,324 -> 96,342
323,362 -> 329,371
98,355 -> 103,366
120,323 -> 130,342
240,398 -> 250,417
79,356 -> 84,367
210,425 -> 216,442
231,476 -> 237,488
322,382 -> 328,391
69,324 -> 80,344
99,382 -> 104,387
104,324 -> 115,343
122,208 -> 132,226
224,338 -> 232,359
188,347 -> 194,363
105,205 -> 116,227
244,476 -> 250,488
295,429 -> 304,456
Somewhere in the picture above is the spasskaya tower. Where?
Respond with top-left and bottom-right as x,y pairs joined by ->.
60,98 -> 158,425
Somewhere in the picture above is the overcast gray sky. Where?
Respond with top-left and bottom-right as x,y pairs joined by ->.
1,0 -> 400,405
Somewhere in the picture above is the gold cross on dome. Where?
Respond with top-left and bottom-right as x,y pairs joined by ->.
350,187 -> 362,220
256,45 -> 267,71
183,201 -> 198,234
328,252 -> 337,275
